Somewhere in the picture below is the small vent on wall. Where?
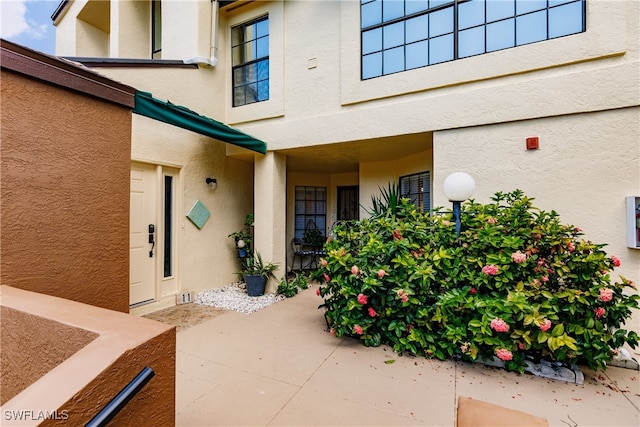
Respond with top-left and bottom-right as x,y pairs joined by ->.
308,57 -> 318,69
176,291 -> 193,305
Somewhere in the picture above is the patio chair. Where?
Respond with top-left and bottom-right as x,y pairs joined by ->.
291,238 -> 315,272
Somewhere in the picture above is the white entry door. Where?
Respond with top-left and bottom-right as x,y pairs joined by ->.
130,163 -> 157,306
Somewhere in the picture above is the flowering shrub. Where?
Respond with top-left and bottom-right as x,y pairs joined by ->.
317,190 -> 639,372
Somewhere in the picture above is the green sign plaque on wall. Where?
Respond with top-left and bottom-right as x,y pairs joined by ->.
186,200 -> 211,229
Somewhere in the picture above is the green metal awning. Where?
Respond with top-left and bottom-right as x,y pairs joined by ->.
133,91 -> 267,154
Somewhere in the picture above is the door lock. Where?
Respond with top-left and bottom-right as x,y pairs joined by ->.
148,224 -> 155,257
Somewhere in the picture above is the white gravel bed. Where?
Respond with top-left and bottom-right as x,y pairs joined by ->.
194,282 -> 286,314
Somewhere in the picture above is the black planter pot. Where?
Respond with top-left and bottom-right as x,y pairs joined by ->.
244,274 -> 267,296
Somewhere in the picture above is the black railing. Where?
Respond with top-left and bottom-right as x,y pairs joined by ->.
85,366 -> 155,427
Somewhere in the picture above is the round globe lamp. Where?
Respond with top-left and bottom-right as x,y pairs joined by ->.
442,172 -> 476,238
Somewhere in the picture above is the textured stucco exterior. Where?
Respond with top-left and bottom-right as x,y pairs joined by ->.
0,285 -> 175,427
53,0 -> 639,326
1,67 -> 131,313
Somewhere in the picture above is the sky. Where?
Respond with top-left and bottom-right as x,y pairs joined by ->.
1,0 -> 58,54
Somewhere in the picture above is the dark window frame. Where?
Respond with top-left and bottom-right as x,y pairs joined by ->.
232,15 -> 270,107
152,0 -> 162,59
294,186 -> 327,240
400,171 -> 431,213
360,0 -> 586,80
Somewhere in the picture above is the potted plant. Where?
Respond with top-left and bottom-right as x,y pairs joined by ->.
242,252 -> 278,296
228,212 -> 254,258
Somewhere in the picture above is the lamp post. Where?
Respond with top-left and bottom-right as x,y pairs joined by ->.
442,172 -> 476,238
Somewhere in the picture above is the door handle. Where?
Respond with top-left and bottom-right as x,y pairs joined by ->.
148,224 -> 155,257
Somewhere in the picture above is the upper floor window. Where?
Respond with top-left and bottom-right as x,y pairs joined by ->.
232,16 -> 270,107
361,0 -> 586,79
152,0 -> 162,59
400,171 -> 430,213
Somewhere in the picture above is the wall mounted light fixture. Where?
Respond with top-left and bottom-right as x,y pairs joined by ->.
206,177 -> 217,191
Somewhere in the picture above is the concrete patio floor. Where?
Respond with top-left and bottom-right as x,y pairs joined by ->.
175,284 -> 640,426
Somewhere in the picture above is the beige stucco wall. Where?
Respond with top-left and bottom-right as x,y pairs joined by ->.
360,148 -> 434,216
433,109 -> 640,281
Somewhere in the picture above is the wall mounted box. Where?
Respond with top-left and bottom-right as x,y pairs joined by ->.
626,196 -> 640,249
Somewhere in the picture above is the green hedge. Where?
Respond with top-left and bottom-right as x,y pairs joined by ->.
317,190 -> 639,372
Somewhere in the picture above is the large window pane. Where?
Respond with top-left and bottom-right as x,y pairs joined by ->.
383,22 -> 405,49
458,0 -> 485,30
362,0 -> 382,28
486,0 -> 514,22
486,18 -> 514,52
429,7 -> 453,37
459,26 -> 485,58
383,46 -> 405,74
363,52 -> 383,78
517,0 -> 547,15
406,0 -> 429,15
429,34 -> 453,64
406,15 -> 428,43
256,36 -> 269,59
430,0 -> 451,8
516,10 -> 547,46
406,40 -> 428,69
363,28 -> 382,54
257,80 -> 269,102
549,1 -> 583,38
256,19 -> 269,37
382,0 -> 404,22
257,60 -> 269,80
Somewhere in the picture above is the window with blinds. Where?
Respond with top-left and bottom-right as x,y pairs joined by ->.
400,171 -> 430,213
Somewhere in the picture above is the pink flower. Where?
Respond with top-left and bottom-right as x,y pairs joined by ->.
377,269 -> 386,279
323,273 -> 331,283
517,342 -> 525,350
315,287 -> 321,297
353,325 -> 363,335
401,294 -> 409,303
487,217 -> 497,224
574,226 -> 583,232
442,220 -> 451,226
351,265 -> 359,276
496,348 -> 513,361
482,265 -> 499,275
511,252 -> 527,264
611,256 -> 621,267
357,293 -> 368,305
541,275 -> 549,283
470,287 -> 477,295
320,258 -> 328,267
460,343 -> 469,353
531,279 -> 541,288
599,288 -> 613,303
594,307 -> 606,318
329,328 -> 336,336
568,242 -> 575,253
368,307 -> 377,317
490,318 -> 510,333
539,319 -> 552,332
